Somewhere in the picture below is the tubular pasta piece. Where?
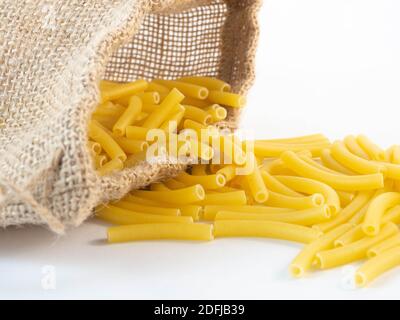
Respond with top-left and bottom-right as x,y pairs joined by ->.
205,104 -> 227,122
197,190 -> 247,206
261,171 -> 302,197
100,80 -> 148,103
280,151 -> 384,191
113,136 -> 148,154
356,134 -> 386,162
265,191 -> 325,210
88,120 -> 126,161
362,192 -> 400,236
315,223 -> 398,269
207,90 -> 246,108
355,246 -> 400,287
313,190 -> 374,233
113,201 -> 179,216
178,76 -> 231,92
253,141 -> 330,158
343,135 -> 370,160
261,134 -> 329,145
290,224 -> 353,277
367,234 -> 400,258
244,154 -> 269,203
330,141 -> 386,175
203,205 -> 292,221
133,185 -> 205,205
97,205 -> 193,225
175,171 -> 226,190
216,206 -> 331,226
214,220 -> 322,244
183,104 -> 212,125
320,149 -> 356,175
142,88 -> 185,128
154,79 -> 209,100
137,91 -> 160,104
108,223 -> 213,243
275,175 -> 341,216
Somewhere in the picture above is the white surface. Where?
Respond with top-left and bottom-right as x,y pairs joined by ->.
3,0 -> 400,300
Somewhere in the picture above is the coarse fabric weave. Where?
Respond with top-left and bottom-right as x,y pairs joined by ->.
0,0 -> 261,233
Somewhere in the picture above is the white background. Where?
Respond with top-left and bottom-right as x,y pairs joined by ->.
2,0 -> 400,299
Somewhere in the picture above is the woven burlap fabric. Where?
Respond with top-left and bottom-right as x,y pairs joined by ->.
0,0 -> 261,234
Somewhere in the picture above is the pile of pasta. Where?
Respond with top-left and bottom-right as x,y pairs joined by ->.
90,77 -> 400,288
88,77 -> 243,175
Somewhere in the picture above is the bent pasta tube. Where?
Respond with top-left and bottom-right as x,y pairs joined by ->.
175,172 -> 226,190
88,120 -> 127,161
313,190 -> 374,233
367,234 -> 400,258
97,206 -> 193,225
215,206 -> 331,226
178,76 -> 231,92
265,191 -> 325,210
108,223 -> 213,243
290,224 -> 353,277
197,190 -> 247,206
314,222 -> 398,269
280,151 -> 384,191
320,149 -> 356,175
356,134 -> 386,162
203,205 -> 292,221
330,141 -> 386,175
275,175 -> 341,215
214,220 -> 322,244
355,246 -> 400,287
362,192 -> 400,236
133,185 -> 205,205
343,135 -> 370,160
260,171 -> 302,197
97,157 -> 124,176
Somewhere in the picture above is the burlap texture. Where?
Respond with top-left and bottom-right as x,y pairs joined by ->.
0,0 -> 261,233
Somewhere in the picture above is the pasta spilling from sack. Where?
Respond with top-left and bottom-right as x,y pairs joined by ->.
88,77 -> 241,175
91,78 -> 400,288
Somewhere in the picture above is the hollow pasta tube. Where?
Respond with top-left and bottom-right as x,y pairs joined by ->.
159,108 -> 185,132
216,206 -> 331,226
88,120 -> 126,161
146,82 -> 170,94
137,92 -> 160,104
260,171 -> 302,197
362,192 -> 400,236
108,223 -> 213,243
280,151 -> 384,191
320,149 -> 356,175
356,134 -> 386,161
290,223 -> 353,277
154,79 -> 209,100
214,220 -> 322,244
94,154 -> 107,168
355,246 -> 400,287
113,201 -> 180,216
217,165 -> 237,182
197,190 -> 247,206
133,185 -> 205,205
334,224 -> 365,247
261,134 -> 329,145
313,190 -> 374,233
183,105 -> 212,125
315,222 -> 398,269
97,157 -> 124,176
367,234 -> 400,258
275,175 -> 340,215
88,141 -> 102,155
113,136 -> 148,154
244,155 -> 269,203
163,179 -> 186,190
265,191 -> 325,210
182,96 -> 210,108
150,183 -> 169,191
343,135 -> 370,160
97,205 -> 193,225
219,135 -> 247,166
253,141 -> 330,158
100,79 -> 148,103
125,126 -> 151,141
207,91 -> 246,108
142,88 -> 185,128
203,205 -> 292,221
205,105 -> 227,122
178,76 -> 231,92
94,101 -> 126,118
337,191 -> 355,207
330,141 -> 386,175
175,171 -> 226,190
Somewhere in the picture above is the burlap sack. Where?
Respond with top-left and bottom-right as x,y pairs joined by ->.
0,0 -> 261,234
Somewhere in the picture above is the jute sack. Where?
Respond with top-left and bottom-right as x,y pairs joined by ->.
0,0 -> 261,234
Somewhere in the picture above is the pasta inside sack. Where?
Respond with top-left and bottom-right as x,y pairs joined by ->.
92,77 -> 400,288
